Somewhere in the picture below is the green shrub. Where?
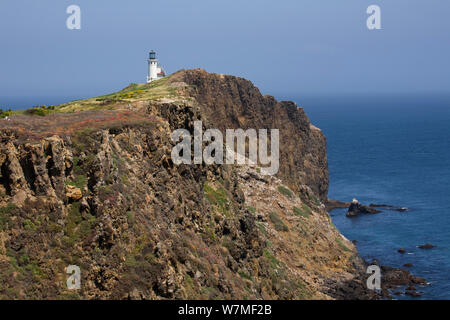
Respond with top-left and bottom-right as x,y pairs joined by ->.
0,108 -> 12,118
310,194 -> 321,206
296,280 -> 313,299
238,270 -> 252,281
293,204 -> 312,218
65,175 -> 87,189
121,174 -> 130,185
78,214 -> 96,238
277,186 -> 293,198
63,202 -> 85,246
204,183 -> 231,217
126,211 -> 134,223
23,219 -> 37,231
263,249 -> 280,268
269,211 -> 289,232
58,292 -> 81,300
184,274 -> 194,287
336,238 -> 351,252
256,222 -> 268,236
24,106 -> 48,116
0,203 -> 16,231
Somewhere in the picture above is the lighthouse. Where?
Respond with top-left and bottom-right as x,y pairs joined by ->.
147,50 -> 166,83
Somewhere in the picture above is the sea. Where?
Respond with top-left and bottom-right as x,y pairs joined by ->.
292,93 -> 450,300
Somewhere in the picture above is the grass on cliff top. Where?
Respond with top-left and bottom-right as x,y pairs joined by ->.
55,77 -> 178,113
11,76 -> 186,115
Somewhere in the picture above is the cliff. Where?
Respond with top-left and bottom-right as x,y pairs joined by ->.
171,69 -> 329,201
0,69 -> 372,299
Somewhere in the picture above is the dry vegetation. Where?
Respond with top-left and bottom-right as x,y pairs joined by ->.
0,110 -> 158,142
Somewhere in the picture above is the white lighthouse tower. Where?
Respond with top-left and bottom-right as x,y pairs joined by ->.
147,50 -> 166,83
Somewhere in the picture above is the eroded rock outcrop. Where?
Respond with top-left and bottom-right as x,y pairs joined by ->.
346,201 -> 381,217
171,69 -> 329,202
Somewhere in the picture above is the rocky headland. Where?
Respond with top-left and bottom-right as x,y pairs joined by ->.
0,69 -> 423,299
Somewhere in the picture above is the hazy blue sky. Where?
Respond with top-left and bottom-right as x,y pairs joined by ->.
1,0 -> 450,108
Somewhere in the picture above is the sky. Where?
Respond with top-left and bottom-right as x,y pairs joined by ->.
1,0 -> 450,108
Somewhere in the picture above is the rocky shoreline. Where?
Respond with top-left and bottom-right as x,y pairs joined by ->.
328,260 -> 428,299
376,261 -> 427,298
326,198 -> 429,298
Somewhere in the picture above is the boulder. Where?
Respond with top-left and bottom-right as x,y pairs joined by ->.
65,185 -> 82,201
411,276 -> 427,285
346,201 -> 381,217
406,285 -> 417,291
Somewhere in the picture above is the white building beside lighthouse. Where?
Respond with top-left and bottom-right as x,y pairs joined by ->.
147,50 -> 166,83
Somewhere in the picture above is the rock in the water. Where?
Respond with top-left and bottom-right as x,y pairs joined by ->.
369,203 -> 390,207
369,203 -> 408,212
403,263 -> 413,268
405,290 -> 423,297
418,243 -> 436,249
411,276 -> 427,285
381,265 -> 426,286
346,201 -> 381,217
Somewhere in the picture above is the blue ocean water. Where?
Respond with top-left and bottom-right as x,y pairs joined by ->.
292,94 -> 450,299
1,96 -> 89,110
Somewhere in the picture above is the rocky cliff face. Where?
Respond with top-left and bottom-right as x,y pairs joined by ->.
172,69 -> 329,201
0,69 -> 372,299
